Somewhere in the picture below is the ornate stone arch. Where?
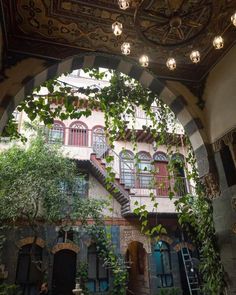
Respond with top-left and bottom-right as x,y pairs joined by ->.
0,52 -> 216,191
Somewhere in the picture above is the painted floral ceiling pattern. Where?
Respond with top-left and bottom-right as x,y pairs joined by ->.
2,0 -> 236,82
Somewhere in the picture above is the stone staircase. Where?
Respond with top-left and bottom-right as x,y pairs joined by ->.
77,153 -> 132,215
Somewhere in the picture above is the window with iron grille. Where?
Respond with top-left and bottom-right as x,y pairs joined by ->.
137,152 -> 153,188
69,122 -> 88,146
120,150 -> 135,188
87,244 -> 109,293
48,122 -> 64,144
154,241 -> 173,288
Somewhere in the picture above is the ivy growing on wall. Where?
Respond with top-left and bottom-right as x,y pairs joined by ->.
1,68 -> 227,294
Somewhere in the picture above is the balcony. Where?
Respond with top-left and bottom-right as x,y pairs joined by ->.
46,126 -> 194,214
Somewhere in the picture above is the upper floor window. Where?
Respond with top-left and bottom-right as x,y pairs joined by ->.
57,229 -> 74,243
153,152 -> 168,162
92,127 -> 108,158
87,244 -> 109,293
59,172 -> 89,198
16,243 -> 43,295
69,121 -> 88,146
154,152 -> 169,196
120,150 -> 135,188
154,241 -> 173,288
137,152 -> 153,188
48,121 -> 65,144
73,172 -> 89,198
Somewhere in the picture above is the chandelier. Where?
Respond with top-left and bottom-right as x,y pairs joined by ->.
111,1 -> 236,70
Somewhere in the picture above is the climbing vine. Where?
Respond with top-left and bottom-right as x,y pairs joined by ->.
1,68 -> 226,294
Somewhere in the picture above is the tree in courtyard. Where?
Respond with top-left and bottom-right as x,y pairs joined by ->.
0,129 -> 128,294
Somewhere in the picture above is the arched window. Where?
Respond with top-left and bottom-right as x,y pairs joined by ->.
153,152 -> 169,196
137,152 -> 153,188
69,121 -> 88,146
153,152 -> 168,162
87,244 -> 109,293
16,243 -> 43,295
92,127 -> 108,158
171,153 -> 187,196
154,241 -> 173,288
120,150 -> 135,188
48,121 -> 64,144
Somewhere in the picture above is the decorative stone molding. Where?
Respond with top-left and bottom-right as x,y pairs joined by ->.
16,237 -> 45,248
173,242 -> 195,252
213,128 -> 236,152
202,171 -> 221,199
51,242 -> 80,254
120,227 -> 151,254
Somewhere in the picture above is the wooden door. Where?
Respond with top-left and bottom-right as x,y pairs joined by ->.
52,250 -> 76,295
155,161 -> 169,196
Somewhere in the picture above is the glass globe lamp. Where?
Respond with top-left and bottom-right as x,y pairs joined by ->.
166,58 -> 176,70
213,36 -> 224,49
139,55 -> 149,67
190,50 -> 200,63
121,42 -> 131,55
118,0 -> 130,10
231,12 -> 236,26
112,21 -> 123,36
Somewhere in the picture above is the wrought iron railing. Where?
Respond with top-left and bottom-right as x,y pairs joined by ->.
46,126 -> 194,197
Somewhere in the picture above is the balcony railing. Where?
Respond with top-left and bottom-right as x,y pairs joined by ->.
119,172 -> 193,197
46,126 -> 194,197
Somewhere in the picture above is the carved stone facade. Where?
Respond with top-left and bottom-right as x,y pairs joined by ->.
202,171 -> 221,199
212,128 -> 236,153
120,226 -> 152,254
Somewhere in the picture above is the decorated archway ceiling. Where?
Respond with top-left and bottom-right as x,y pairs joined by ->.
2,0 -> 236,86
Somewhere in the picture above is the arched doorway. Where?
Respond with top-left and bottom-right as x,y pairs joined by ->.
126,241 -> 150,295
52,249 -> 76,295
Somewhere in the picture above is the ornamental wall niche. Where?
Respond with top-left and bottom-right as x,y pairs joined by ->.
120,226 -> 151,254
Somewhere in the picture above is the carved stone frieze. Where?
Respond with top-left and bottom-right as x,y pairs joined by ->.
212,128 -> 236,152
201,171 -> 221,199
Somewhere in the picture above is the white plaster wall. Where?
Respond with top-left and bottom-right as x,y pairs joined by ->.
204,44 -> 236,143
88,174 -> 122,218
130,196 -> 177,213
